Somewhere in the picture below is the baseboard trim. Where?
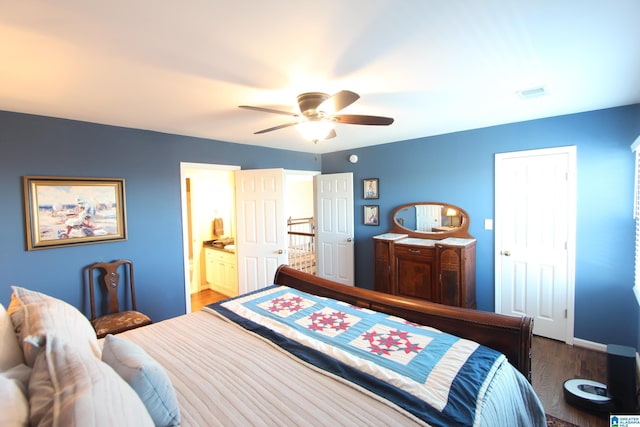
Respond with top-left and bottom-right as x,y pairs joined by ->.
572,338 -> 606,352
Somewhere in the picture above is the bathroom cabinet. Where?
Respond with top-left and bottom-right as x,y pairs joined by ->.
204,247 -> 238,297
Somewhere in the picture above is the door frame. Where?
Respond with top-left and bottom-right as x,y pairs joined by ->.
180,164 -> 354,312
179,162 -> 240,313
494,146 -> 577,344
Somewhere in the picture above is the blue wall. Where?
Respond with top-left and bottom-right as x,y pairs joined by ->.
0,111 -> 320,322
2,105 -> 639,348
322,104 -> 640,348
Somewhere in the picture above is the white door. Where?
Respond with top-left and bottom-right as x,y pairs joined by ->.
495,146 -> 576,343
314,173 -> 354,285
235,168 -> 287,294
416,204 -> 441,232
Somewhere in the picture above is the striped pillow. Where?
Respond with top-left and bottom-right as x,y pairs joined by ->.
7,286 -> 100,367
29,336 -> 153,427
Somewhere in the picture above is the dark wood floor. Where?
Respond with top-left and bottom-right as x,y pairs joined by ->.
532,336 -> 609,427
190,290 -> 614,426
190,288 -> 228,312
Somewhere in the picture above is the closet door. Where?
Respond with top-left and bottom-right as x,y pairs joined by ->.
495,147 -> 575,343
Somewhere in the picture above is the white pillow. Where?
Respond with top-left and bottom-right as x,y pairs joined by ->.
28,336 -> 154,427
102,334 -> 181,427
7,286 -> 100,366
0,364 -> 31,427
0,303 -> 25,371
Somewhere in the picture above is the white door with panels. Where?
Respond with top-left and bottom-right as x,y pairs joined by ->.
495,146 -> 576,343
235,168 -> 287,294
416,204 -> 441,231
314,173 -> 354,285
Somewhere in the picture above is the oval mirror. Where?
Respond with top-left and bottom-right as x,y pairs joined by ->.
390,202 -> 472,239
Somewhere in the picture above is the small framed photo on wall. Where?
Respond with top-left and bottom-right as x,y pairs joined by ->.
364,205 -> 379,226
363,178 -> 379,199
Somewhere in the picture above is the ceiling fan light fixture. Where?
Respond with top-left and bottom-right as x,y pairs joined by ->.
296,119 -> 334,143
239,90 -> 393,141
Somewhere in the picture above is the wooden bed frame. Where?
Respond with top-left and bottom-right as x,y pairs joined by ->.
274,265 -> 533,381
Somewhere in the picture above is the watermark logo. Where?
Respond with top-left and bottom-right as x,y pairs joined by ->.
611,415 -> 640,427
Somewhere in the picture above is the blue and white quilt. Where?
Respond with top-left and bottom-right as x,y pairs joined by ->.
210,285 -> 509,427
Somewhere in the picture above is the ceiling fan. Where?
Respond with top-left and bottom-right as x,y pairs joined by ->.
239,90 -> 394,143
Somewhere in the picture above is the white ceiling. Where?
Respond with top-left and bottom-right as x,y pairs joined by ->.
1,1 -> 639,154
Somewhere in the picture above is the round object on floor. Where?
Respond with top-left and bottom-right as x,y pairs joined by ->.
563,378 -> 615,413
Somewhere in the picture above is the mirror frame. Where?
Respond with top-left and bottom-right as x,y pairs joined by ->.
389,202 -> 473,239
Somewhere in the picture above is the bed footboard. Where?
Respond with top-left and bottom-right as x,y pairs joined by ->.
273,265 -> 532,382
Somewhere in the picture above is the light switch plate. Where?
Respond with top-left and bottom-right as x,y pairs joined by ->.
484,219 -> 493,230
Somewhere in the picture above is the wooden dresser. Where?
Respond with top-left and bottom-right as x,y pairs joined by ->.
373,202 -> 476,308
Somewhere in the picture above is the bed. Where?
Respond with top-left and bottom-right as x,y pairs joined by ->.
1,265 -> 545,427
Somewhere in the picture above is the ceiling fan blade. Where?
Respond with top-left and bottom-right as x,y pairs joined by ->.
254,122 -> 299,134
239,105 -> 299,117
333,114 -> 394,126
318,90 -> 360,113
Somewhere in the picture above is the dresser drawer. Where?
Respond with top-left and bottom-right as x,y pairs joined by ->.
394,244 -> 435,260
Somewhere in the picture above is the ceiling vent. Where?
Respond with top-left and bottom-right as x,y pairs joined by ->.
517,86 -> 548,100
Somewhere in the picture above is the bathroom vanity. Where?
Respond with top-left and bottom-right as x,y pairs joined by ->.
204,242 -> 238,297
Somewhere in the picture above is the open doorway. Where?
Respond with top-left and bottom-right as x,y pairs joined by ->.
180,163 -> 320,313
285,170 -> 319,274
180,163 -> 240,312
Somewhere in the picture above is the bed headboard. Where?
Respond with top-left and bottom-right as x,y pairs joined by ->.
273,265 -> 533,382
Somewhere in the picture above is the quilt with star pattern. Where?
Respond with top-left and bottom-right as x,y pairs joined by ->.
210,285 -> 508,427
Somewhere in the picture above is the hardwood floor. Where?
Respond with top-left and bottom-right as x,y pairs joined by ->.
532,336 -> 610,427
190,288 -> 228,312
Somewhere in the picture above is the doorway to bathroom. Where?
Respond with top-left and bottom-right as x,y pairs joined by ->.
181,163 -> 239,312
180,163 -> 320,312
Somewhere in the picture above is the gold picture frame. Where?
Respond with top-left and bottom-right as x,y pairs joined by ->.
23,176 -> 127,250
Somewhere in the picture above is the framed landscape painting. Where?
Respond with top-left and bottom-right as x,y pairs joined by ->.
23,176 -> 127,250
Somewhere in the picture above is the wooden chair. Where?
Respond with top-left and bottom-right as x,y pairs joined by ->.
87,259 -> 152,338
